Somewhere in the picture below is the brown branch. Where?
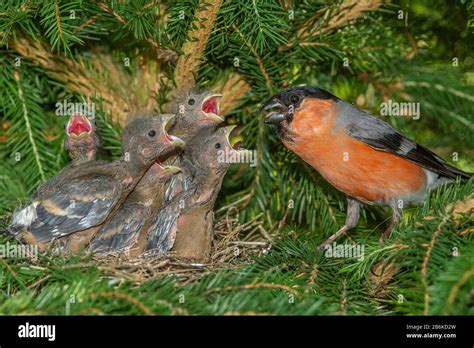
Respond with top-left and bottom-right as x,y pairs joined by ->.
4,34 -> 168,125
203,282 -> 301,297
7,35 -> 131,124
97,2 -> 126,25
91,291 -> 154,315
295,0 -> 381,40
232,24 -> 273,94
173,0 -> 223,92
211,72 -> 251,114
98,1 -> 177,62
72,15 -> 98,35
445,267 -> 474,314
54,0 -> 64,37
0,257 -> 18,279
421,217 -> 448,315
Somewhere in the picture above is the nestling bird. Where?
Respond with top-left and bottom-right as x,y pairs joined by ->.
164,90 -> 225,201
262,86 -> 471,249
7,114 -> 184,250
34,113 -> 102,198
63,113 -> 101,164
144,125 -> 248,260
88,160 -> 181,256
168,90 -> 224,139
88,91 -> 224,256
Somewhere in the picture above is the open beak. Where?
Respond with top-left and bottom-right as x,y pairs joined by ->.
66,114 -> 93,139
224,125 -> 251,155
262,99 -> 286,125
162,114 -> 185,147
202,94 -> 224,123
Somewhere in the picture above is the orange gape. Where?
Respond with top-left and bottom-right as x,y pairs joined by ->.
284,99 -> 426,203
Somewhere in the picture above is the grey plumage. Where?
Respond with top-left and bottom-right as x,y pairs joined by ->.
337,101 -> 471,181
7,115 -> 183,248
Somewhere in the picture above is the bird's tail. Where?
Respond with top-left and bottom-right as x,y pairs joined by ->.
442,161 -> 472,180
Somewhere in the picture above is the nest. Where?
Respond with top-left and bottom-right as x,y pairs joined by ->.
75,207 -> 271,284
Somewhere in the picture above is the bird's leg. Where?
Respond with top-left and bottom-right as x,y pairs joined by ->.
379,206 -> 402,243
317,198 -> 360,250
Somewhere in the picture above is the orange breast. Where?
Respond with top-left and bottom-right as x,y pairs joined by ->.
284,99 -> 426,204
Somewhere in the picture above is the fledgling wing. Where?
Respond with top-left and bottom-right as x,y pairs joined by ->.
340,102 -> 471,180
23,176 -> 122,243
165,172 -> 190,202
145,203 -> 179,255
88,203 -> 149,254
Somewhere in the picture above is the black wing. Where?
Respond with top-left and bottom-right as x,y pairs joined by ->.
342,103 -> 471,180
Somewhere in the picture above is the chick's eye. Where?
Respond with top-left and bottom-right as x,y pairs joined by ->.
290,94 -> 300,104
148,130 -> 156,137
215,143 -> 221,149
188,98 -> 195,106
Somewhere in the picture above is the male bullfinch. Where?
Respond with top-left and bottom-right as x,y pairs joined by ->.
144,126 -> 249,261
7,114 -> 184,250
262,86 -> 471,249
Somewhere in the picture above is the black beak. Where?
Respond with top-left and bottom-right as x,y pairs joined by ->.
262,99 -> 286,125
264,112 -> 286,124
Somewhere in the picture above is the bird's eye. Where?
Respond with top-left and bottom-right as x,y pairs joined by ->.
188,98 -> 195,106
148,130 -> 156,137
290,94 -> 300,104
215,143 -> 221,149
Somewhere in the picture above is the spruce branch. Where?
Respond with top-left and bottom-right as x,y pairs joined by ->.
211,72 -> 251,114
4,35 -> 161,125
173,0 -> 223,92
296,0 -> 382,39
421,216 -> 448,315
12,70 -> 46,183
97,0 -> 177,61
38,0 -> 84,55
232,24 -> 273,94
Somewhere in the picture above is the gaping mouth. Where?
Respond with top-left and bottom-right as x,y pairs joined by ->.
262,99 -> 286,125
224,125 -> 249,155
66,114 -> 92,138
202,94 -> 224,123
162,114 -> 185,147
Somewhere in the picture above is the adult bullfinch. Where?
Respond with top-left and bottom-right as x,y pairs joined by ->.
7,114 -> 184,250
144,126 -> 249,261
262,86 -> 471,249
